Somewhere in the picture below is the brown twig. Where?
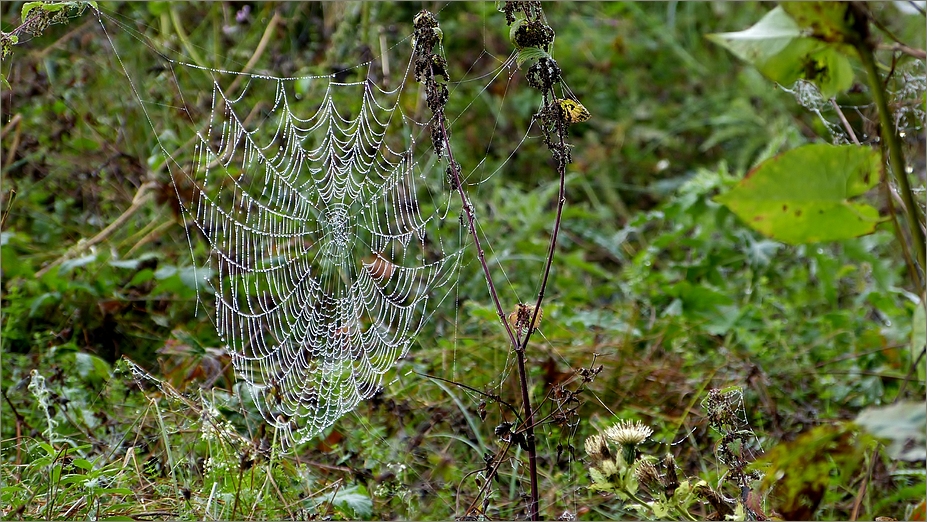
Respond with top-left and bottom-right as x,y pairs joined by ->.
226,11 -> 281,97
849,444 -> 881,521
879,42 -> 927,60
3,113 -> 22,168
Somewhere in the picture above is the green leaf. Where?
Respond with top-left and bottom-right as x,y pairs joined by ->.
781,2 -> 861,47
60,252 -> 98,273
22,2 -> 47,20
178,265 -> 213,292
99,488 -> 134,496
707,7 -> 855,98
29,292 -> 60,317
153,265 -> 177,280
127,268 -> 155,287
71,458 -> 94,470
146,2 -> 170,16
715,144 -> 882,244
855,402 -> 927,461
706,7 -> 800,65
327,485 -> 372,518
764,38 -> 854,98
74,352 -> 112,382
652,499 -> 670,518
109,258 -> 141,270
37,441 -> 57,456
515,46 -> 550,69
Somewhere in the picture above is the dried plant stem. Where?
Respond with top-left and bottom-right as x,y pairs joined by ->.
439,118 -> 540,520
513,116 -> 571,521
439,121 -> 520,351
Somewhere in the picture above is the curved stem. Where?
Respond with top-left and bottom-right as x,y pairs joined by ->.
856,40 -> 927,282
169,6 -> 206,67
440,121 -> 520,351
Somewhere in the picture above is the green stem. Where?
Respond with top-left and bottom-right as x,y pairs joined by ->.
675,504 -> 699,522
620,487 -> 650,508
856,41 -> 927,281
170,6 -> 206,67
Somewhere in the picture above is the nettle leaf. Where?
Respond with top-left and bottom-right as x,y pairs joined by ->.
707,7 -> 854,98
715,144 -> 882,244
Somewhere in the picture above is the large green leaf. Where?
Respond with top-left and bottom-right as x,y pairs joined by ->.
715,144 -> 882,244
707,6 -> 855,98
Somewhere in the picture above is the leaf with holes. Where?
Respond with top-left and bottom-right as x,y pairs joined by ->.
715,144 -> 882,244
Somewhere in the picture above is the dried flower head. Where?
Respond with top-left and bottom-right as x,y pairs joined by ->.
635,460 -> 662,492
604,420 -> 653,446
584,434 -> 610,461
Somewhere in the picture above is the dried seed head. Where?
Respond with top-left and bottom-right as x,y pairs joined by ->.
663,453 -> 680,498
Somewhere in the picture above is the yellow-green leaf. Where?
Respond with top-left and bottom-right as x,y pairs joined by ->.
715,144 -> 882,244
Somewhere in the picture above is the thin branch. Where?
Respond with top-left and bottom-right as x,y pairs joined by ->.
829,100 -> 860,145
441,122 -> 520,351
878,42 -> 927,60
440,116 -> 541,520
414,371 -> 523,423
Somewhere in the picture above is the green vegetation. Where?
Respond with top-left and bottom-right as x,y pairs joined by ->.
2,2 -> 924,520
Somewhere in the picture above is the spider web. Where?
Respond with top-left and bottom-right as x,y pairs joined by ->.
101,11 -> 465,445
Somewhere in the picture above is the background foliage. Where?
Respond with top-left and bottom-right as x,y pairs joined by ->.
2,2 -> 925,520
